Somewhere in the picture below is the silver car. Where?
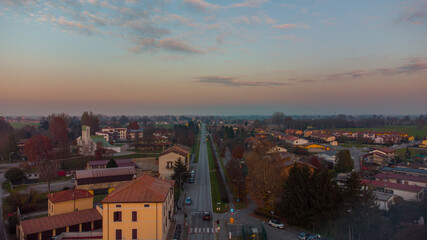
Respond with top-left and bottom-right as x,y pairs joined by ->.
268,219 -> 284,229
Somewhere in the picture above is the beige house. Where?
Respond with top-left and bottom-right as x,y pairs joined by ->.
158,145 -> 190,179
101,175 -> 175,240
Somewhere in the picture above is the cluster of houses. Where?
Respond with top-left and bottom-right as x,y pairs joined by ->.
76,125 -> 173,155
17,142 -> 191,240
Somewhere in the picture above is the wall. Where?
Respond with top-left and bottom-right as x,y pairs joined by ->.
49,198 -> 94,216
159,152 -> 186,179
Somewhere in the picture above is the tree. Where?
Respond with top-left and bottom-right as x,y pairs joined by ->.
245,140 -> 282,210
5,167 -> 26,184
128,121 -> 140,130
172,158 -> 188,189
81,111 -> 100,135
232,145 -> 244,160
343,172 -> 382,240
106,158 -> 118,168
119,115 -> 130,126
309,155 -> 322,170
49,117 -> 68,148
24,135 -> 58,192
3,134 -> 18,160
272,112 -> 285,130
335,150 -> 353,173
95,142 -> 104,160
405,147 -> 411,160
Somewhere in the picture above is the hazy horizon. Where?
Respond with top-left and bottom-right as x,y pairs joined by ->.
1,0 -> 426,116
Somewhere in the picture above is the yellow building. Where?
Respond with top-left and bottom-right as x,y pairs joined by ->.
419,140 -> 427,148
101,175 -> 175,240
158,145 -> 190,179
300,143 -> 330,152
47,189 -> 94,216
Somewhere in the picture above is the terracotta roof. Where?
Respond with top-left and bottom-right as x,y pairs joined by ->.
101,175 -> 174,203
88,159 -> 137,168
159,145 -> 190,157
374,173 -> 427,184
47,189 -> 93,203
76,166 -> 136,180
363,179 -> 425,193
20,208 -> 102,235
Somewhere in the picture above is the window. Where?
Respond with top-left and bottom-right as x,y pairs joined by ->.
132,229 -> 137,240
114,211 -> 122,222
132,211 -> 137,221
116,229 -> 122,240
144,204 -> 150,207
385,189 -> 394,194
116,205 -> 122,208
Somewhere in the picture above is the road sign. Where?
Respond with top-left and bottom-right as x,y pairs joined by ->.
231,208 -> 234,213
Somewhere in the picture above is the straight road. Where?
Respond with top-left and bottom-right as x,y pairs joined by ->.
187,124 -> 214,240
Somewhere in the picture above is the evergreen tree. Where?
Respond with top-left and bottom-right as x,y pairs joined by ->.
106,158 -> 118,168
280,165 -> 312,226
336,150 -> 353,173
3,134 -> 18,160
172,158 -> 188,189
405,147 -> 411,160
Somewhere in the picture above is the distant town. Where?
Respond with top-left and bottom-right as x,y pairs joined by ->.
0,113 -> 426,240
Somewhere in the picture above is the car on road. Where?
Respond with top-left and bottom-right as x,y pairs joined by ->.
298,232 -> 310,240
306,234 -> 321,240
268,219 -> 284,229
203,211 -> 211,220
188,177 -> 194,183
185,197 -> 191,205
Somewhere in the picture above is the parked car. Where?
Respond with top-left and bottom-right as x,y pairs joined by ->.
185,197 -> 192,205
268,219 -> 284,229
298,232 -> 310,240
203,211 -> 211,220
188,176 -> 194,183
307,234 -> 321,240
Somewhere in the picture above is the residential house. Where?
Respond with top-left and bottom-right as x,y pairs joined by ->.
127,129 -> 143,141
381,167 -> 427,178
374,173 -> 427,187
363,179 -> 425,202
47,189 -> 94,216
75,167 -> 136,195
374,191 -> 396,211
159,145 -> 191,179
366,148 -> 395,166
317,150 -> 337,165
137,135 -> 171,151
420,140 -> 427,148
77,126 -> 128,156
101,175 -> 175,240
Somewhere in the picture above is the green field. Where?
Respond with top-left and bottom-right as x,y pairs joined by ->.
10,122 -> 40,129
206,138 -> 228,213
334,125 -> 427,138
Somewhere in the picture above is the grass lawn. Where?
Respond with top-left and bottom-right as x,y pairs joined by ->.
395,147 -> 427,160
339,143 -> 378,148
206,138 -> 228,213
10,122 -> 40,129
94,194 -> 107,204
334,125 -> 427,138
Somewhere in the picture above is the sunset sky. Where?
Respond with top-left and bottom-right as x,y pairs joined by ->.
0,0 -> 426,116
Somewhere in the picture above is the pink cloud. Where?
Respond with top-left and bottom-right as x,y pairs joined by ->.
273,23 -> 310,29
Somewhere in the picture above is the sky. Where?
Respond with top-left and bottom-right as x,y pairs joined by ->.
0,0 -> 426,116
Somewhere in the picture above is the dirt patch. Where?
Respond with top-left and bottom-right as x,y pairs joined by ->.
134,157 -> 158,172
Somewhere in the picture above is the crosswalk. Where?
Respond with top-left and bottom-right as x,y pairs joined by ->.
190,227 -> 218,234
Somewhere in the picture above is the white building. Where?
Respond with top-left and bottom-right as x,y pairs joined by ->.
77,126 -> 127,155
374,191 -> 396,211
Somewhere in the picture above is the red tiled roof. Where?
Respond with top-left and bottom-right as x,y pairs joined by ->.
47,189 -> 93,203
159,145 -> 190,157
20,208 -> 102,235
363,179 -> 424,193
374,173 -> 427,184
101,175 -> 174,203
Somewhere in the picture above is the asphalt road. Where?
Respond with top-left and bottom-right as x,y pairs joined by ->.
187,124 -> 214,240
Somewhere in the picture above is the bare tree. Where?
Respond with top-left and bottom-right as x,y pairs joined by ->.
272,112 -> 285,131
